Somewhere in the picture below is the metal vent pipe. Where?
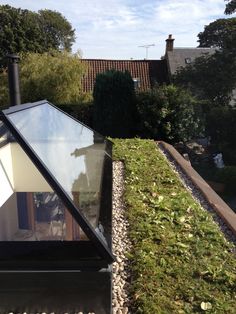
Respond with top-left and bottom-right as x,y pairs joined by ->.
7,54 -> 21,106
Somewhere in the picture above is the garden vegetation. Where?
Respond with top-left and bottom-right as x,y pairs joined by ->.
113,138 -> 236,314
0,5 -> 75,67
93,69 -> 136,138
0,50 -> 91,113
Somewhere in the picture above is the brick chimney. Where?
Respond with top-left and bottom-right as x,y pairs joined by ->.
165,34 -> 175,53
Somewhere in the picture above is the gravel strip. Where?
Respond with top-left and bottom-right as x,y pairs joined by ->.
158,143 -> 236,248
112,161 -> 132,314
7,312 -> 95,314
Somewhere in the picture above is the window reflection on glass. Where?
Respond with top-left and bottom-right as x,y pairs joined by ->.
34,192 -> 65,240
0,123 -> 100,242
2,103 -> 112,245
133,77 -> 140,90
13,191 -> 87,241
7,103 -> 108,230
0,190 -> 90,242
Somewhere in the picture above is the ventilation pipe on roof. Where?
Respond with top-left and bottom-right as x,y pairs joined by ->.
7,54 -> 21,107
165,34 -> 175,53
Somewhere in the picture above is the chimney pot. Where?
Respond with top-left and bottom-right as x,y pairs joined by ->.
166,34 -> 175,53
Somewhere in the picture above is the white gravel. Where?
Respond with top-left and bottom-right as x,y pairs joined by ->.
112,161 -> 132,314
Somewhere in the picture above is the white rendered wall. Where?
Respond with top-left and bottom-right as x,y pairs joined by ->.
0,143 -> 52,192
0,143 -> 52,239
10,143 -> 52,192
0,143 -> 14,187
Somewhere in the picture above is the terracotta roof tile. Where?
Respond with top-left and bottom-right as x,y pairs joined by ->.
81,59 -> 168,93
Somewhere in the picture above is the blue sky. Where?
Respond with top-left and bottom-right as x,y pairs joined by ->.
0,0 -> 228,59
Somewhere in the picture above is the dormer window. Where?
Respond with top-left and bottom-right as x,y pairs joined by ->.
185,58 -> 192,64
133,78 -> 140,90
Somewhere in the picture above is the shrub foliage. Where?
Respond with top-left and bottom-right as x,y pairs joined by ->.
93,69 -> 136,138
136,85 -> 204,143
207,107 -> 236,165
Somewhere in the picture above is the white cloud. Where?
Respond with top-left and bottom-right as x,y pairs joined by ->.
0,0 -> 227,59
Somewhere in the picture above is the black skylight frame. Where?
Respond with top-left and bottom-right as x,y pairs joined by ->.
0,100 -> 114,264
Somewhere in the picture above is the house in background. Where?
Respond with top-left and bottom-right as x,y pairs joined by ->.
81,35 -> 235,106
81,58 -> 168,93
164,34 -> 235,106
81,34 -> 216,93
164,34 -> 216,77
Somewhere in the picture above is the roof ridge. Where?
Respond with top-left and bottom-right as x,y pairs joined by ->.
173,47 -> 216,50
82,58 -> 160,62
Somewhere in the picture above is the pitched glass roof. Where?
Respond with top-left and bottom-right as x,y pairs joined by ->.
0,100 -> 114,263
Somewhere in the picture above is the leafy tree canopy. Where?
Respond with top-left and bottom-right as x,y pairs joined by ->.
0,51 -> 87,107
0,5 -> 75,67
225,0 -> 236,15
198,18 -> 236,49
174,50 -> 236,106
175,16 -> 236,106
38,9 -> 75,51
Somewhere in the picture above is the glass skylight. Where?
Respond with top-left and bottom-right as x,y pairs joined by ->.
0,101 -> 114,263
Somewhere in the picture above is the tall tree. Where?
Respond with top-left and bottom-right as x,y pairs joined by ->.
0,5 -> 75,67
175,16 -> 236,106
198,18 -> 236,49
174,51 -> 236,106
38,10 -> 75,51
225,0 -> 236,15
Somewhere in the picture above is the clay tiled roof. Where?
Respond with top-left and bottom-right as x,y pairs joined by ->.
81,59 -> 168,93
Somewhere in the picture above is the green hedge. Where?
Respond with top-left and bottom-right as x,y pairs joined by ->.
135,85 -> 204,143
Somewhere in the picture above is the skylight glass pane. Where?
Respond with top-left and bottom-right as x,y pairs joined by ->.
0,123 -> 86,241
0,121 -> 10,145
5,103 -> 111,240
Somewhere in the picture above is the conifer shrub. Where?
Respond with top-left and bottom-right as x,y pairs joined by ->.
93,69 -> 136,138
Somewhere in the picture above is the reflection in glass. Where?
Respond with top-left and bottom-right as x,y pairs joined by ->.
1,191 -> 88,241
6,103 -> 110,239
0,124 -> 87,241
